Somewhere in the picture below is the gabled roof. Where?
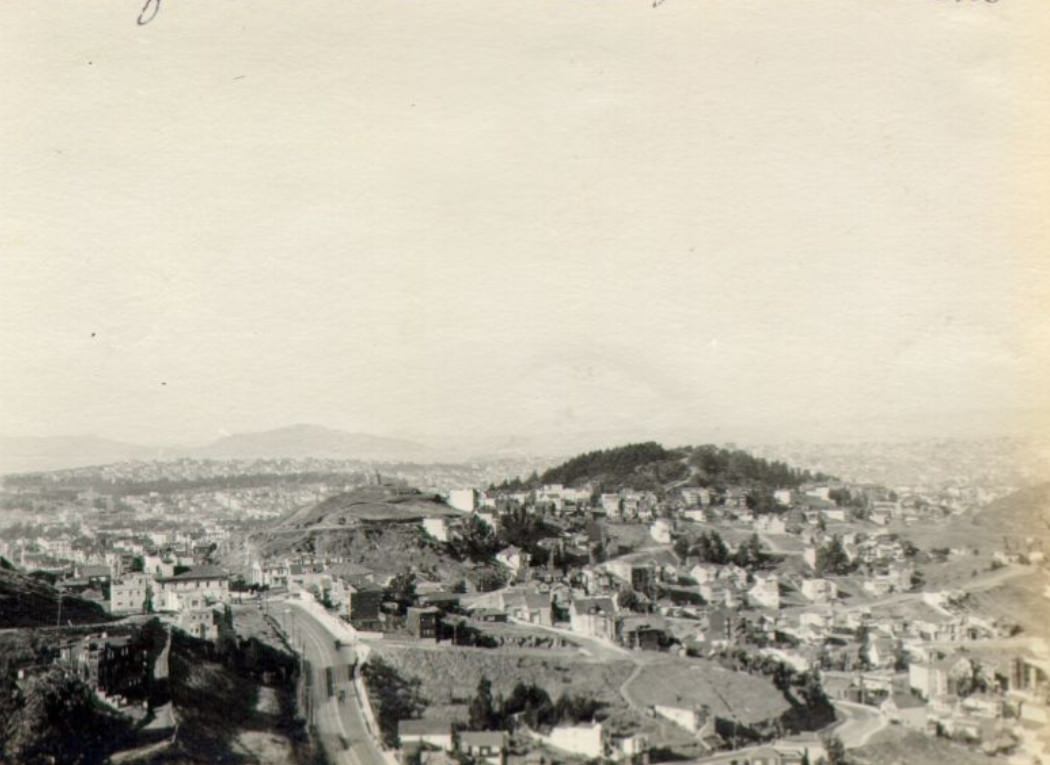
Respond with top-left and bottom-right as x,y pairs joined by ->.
572,597 -> 617,617
159,565 -> 228,582
398,718 -> 452,736
459,731 -> 507,748
502,589 -> 551,611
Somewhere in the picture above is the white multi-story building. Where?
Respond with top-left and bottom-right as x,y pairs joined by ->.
108,573 -> 151,614
155,565 -> 230,612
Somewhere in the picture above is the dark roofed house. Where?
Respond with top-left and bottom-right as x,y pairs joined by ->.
618,615 -> 669,651
75,564 -> 112,584
59,633 -> 149,701
417,591 -> 462,611
345,579 -> 385,627
406,606 -> 440,640
156,565 -> 230,610
569,596 -> 618,640
470,608 -> 508,623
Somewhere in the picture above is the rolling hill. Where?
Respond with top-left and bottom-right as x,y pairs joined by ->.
0,424 -> 441,474
0,435 -> 167,475
250,482 -> 475,582
196,424 -> 437,462
276,481 -> 463,529
497,441 -> 830,494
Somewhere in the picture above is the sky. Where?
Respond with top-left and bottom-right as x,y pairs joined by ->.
1,0 -> 1047,452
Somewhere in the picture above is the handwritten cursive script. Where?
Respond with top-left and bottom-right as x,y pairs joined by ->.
138,0 -> 162,25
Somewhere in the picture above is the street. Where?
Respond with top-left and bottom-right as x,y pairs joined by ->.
276,600 -> 391,765
827,700 -> 888,748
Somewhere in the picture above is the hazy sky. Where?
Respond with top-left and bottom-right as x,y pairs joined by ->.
2,1 -> 1047,449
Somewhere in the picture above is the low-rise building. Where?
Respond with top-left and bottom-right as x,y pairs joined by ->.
398,719 -> 454,752
495,546 -> 530,577
546,721 -> 605,760
569,597 -> 618,640
155,565 -> 230,612
458,731 -> 507,765
749,573 -> 780,610
909,655 -> 974,699
499,589 -> 552,627
652,704 -> 715,737
406,606 -> 440,640
108,573 -> 151,615
799,578 -> 837,604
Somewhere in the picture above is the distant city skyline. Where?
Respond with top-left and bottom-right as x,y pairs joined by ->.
2,1 -> 1047,453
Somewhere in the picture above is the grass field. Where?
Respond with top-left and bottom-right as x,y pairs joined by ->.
964,567 -> 1050,636
622,657 -> 790,726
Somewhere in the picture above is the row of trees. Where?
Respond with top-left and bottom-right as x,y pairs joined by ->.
685,445 -> 831,490
813,536 -> 856,576
675,531 -> 769,570
467,676 -> 601,732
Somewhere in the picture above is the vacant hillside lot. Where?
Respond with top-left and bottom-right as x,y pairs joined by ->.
854,727 -> 999,765
367,642 -> 634,721
623,657 -> 790,727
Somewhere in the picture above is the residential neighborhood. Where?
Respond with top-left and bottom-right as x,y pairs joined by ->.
2,440 -> 1046,764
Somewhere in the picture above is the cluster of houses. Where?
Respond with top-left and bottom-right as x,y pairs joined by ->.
56,631 -> 152,711
397,717 -> 650,765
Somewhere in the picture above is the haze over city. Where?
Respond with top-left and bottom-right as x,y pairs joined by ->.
3,0 -> 1047,455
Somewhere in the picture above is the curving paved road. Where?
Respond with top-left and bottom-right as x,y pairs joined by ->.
277,601 -> 390,765
827,700 -> 887,748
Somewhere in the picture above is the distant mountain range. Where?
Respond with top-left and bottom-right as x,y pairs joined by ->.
196,424 -> 436,462
0,424 -> 442,474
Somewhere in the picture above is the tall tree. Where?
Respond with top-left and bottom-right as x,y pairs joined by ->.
469,676 -> 498,730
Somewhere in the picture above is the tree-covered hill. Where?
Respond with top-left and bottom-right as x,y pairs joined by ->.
496,442 -> 830,494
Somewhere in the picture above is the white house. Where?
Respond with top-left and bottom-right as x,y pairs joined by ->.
108,573 -> 151,614
803,546 -> 819,570
652,705 -> 714,737
155,565 -> 230,612
690,563 -> 721,584
495,546 -> 530,576
458,731 -> 507,765
422,516 -> 451,542
546,722 -> 605,760
681,508 -> 708,523
600,493 -> 622,517
755,515 -> 787,534
800,578 -> 838,604
650,519 -> 673,545
447,489 -> 477,513
398,719 -> 454,751
748,573 -> 780,610
499,589 -> 552,627
569,597 -> 618,640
